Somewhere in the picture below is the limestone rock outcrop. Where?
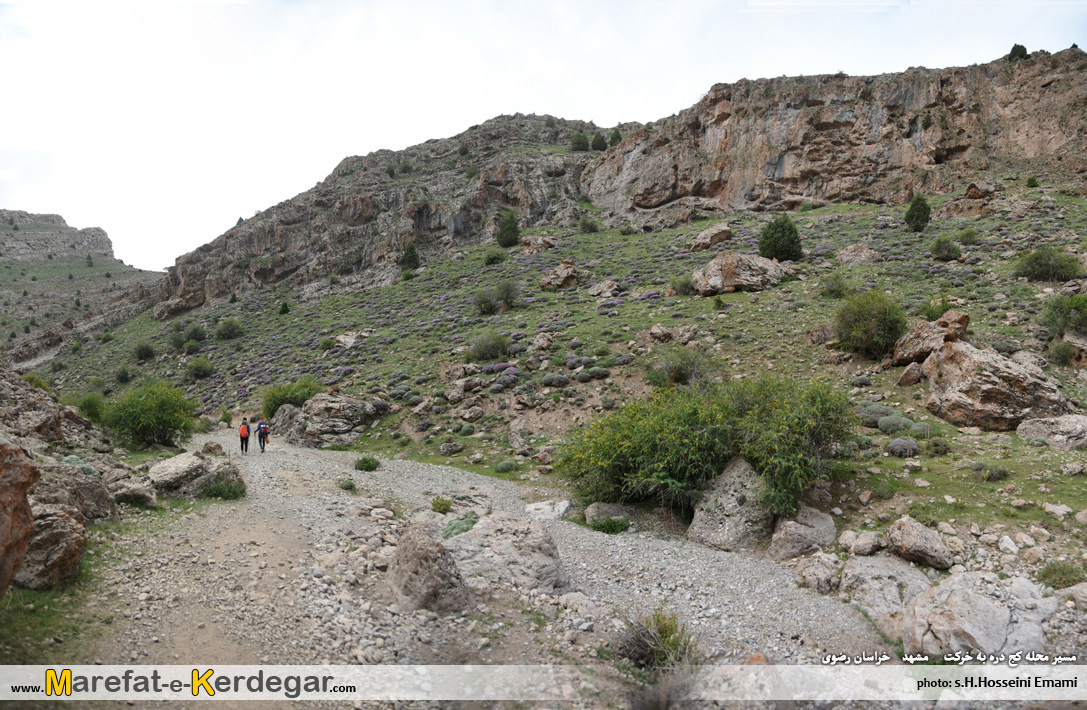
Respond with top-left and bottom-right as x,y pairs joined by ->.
688,223 -> 732,252
692,251 -> 791,296
148,451 -> 243,498
891,310 -> 970,366
0,436 -> 40,596
385,524 -> 472,612
1016,414 -> 1087,450
837,243 -> 880,266
840,554 -> 931,640
886,516 -> 952,569
768,505 -> 835,560
14,503 -> 87,590
442,512 -> 569,594
271,393 -> 384,447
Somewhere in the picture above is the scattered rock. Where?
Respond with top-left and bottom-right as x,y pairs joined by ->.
851,531 -> 883,556
1015,415 -> 1087,451
443,512 -> 569,593
886,516 -> 952,570
584,502 -> 633,526
688,224 -> 732,252
768,505 -> 835,561
691,251 -> 791,296
148,451 -> 243,498
524,500 -> 572,520
687,457 -> 773,552
30,462 -> 117,524
385,524 -> 472,613
836,243 -> 880,266
539,259 -> 589,291
896,362 -> 923,387
14,503 -> 86,590
794,552 -> 842,595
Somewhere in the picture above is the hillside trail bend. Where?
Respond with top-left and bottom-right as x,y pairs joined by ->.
82,430 -> 891,709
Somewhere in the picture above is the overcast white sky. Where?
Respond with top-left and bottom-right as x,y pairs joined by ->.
1,0 -> 1084,272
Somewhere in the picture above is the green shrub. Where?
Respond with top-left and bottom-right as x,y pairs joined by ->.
1049,339 -> 1077,365
483,249 -> 506,266
116,366 -> 131,384
85,376 -> 106,392
1026,177 -> 1039,188
134,342 -> 155,361
261,375 -> 323,419
103,380 -> 195,446
930,236 -> 961,262
589,517 -> 629,534
219,409 -> 232,424
904,195 -> 931,233
354,456 -> 379,471
73,392 -> 105,422
609,128 -> 622,146
758,215 -> 802,261
279,301 -> 291,315
916,294 -> 952,321
186,357 -> 214,381
496,211 -> 520,247
99,331 -> 114,343
1041,294 -> 1087,337
1009,43 -> 1028,61
318,338 -> 336,351
1037,561 -> 1085,589
183,323 -> 206,342
571,132 -> 590,152
203,473 -> 246,500
591,132 -> 607,151
835,291 -> 908,359
465,165 -> 480,179
617,608 -> 700,671
215,317 -> 243,340
925,438 -> 952,456
669,275 -> 696,296
401,269 -> 416,281
401,242 -> 420,270
431,496 -> 453,514
578,215 -> 600,234
473,290 -> 499,315
495,460 -> 518,473
645,346 -> 717,388
820,271 -> 853,299
1014,247 -> 1082,282
957,228 -> 980,245
560,375 -> 854,515
183,340 -> 201,355
466,330 -> 508,362
494,281 -> 518,308
337,479 -> 357,493
982,465 -> 1011,482
168,331 -> 186,351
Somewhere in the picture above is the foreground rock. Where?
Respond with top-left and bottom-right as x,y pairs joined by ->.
0,437 -> 40,596
14,503 -> 87,590
768,505 -> 835,560
891,310 -> 970,366
271,393 -> 384,447
385,524 -> 472,612
886,516 -> 952,570
30,462 -> 117,523
442,512 -> 569,594
902,572 -> 1058,655
148,451 -> 243,498
840,555 -> 931,640
921,342 -> 1071,431
692,252 -> 791,296
1016,415 -> 1087,450
687,457 -> 773,551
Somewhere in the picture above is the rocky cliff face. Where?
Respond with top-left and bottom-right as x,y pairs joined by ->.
0,210 -> 115,261
583,48 -> 1087,213
155,49 -> 1087,316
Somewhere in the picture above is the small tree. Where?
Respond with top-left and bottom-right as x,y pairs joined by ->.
1009,44 -> 1028,62
591,132 -> 607,151
134,342 -> 155,361
279,301 -> 291,315
571,132 -> 590,152
402,242 -> 420,270
609,128 -> 622,147
835,291 -> 908,359
496,211 -> 520,247
758,215 -> 802,261
930,236 -> 961,262
103,380 -> 196,446
214,317 -> 243,340
904,195 -> 931,233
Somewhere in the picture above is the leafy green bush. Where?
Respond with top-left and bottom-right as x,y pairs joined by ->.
930,236 -> 961,262
916,294 -> 952,321
1026,177 -> 1039,188
835,291 -> 908,359
1037,561 -> 1085,589
466,330 -> 508,362
431,496 -> 452,514
401,269 -> 416,281
116,366 -> 131,384
758,215 -> 801,261
103,380 -> 195,446
401,242 -> 420,270
617,608 -> 701,671
183,323 -> 206,342
1009,43 -> 1028,61
493,281 -> 519,308
589,517 -> 629,534
571,132 -> 590,152
168,330 -> 185,351
215,317 -> 243,340
337,479 -> 357,492
261,375 -> 323,419
134,342 -> 155,361
183,340 -> 201,355
820,272 -> 853,299
560,375 -> 854,514
74,392 -> 105,422
483,249 -> 506,265
496,211 -> 520,247
21,373 -> 51,391
578,215 -> 600,234
904,196 -> 931,233
1041,294 -> 1087,337
318,337 -> 336,351
185,357 -> 214,381
669,275 -> 696,296
354,456 -> 379,471
1014,247 -> 1082,282
645,346 -> 717,388
473,290 -> 499,315
495,460 -> 518,473
203,473 -> 246,500
591,132 -> 607,151
1049,339 -> 1077,365
957,228 -> 980,245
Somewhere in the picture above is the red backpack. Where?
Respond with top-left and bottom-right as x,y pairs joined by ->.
239,423 -> 249,437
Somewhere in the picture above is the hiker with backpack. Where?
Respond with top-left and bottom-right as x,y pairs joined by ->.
256,419 -> 269,453
239,417 -> 250,454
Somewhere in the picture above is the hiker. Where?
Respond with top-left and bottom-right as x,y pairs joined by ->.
256,418 -> 269,453
239,417 -> 250,454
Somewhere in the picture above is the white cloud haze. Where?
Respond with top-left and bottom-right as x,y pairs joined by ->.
1,0 -> 1084,271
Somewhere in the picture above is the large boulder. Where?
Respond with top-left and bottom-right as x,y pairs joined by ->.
840,555 -> 931,640
886,516 -> 953,569
687,457 -> 773,551
1016,415 -> 1087,451
272,393 -> 381,447
442,512 -> 569,593
385,524 -> 472,612
539,259 -> 588,291
920,341 -> 1071,431
30,462 -> 117,523
767,505 -> 835,560
691,252 -> 791,296
148,451 -> 242,498
13,503 -> 86,590
688,224 -> 732,252
106,477 -> 158,508
902,572 -> 1058,656
794,551 -> 842,595
891,310 -> 970,366
0,437 -> 40,596
837,243 -> 880,266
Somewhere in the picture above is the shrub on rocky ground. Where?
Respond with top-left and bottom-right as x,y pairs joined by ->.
589,517 -> 629,534
496,211 -> 520,247
214,317 -> 243,340
103,379 -> 195,446
616,608 -> 700,671
431,496 -> 452,514
1041,294 -> 1087,337
957,228 -> 980,245
578,215 -> 600,233
203,473 -> 246,500
1037,561 -> 1084,589
134,341 -> 155,361
758,215 -> 801,261
904,195 -> 931,232
354,456 -> 379,472
466,330 -> 508,362
916,294 -> 952,321
261,375 -> 322,419
835,291 -> 907,359
1014,247 -> 1081,282
185,357 -> 214,381
820,271 -> 853,299
1050,339 -> 1077,365
930,236 -> 961,262
561,375 -> 854,514
645,346 -> 717,388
